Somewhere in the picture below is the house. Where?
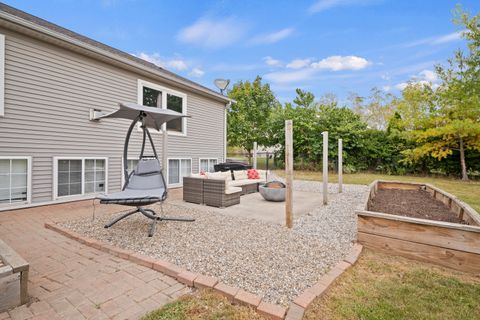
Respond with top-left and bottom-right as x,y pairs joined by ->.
0,3 -> 231,210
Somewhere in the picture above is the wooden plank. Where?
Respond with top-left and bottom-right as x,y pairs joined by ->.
378,182 -> 421,190
20,270 -> 29,305
285,120 -> 293,228
358,215 -> 480,254
0,265 -> 13,278
356,210 -> 480,233
0,240 -> 29,273
338,139 -> 343,193
358,232 -> 480,273
322,131 -> 328,205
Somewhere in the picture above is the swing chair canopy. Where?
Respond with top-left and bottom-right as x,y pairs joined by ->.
98,102 -> 188,131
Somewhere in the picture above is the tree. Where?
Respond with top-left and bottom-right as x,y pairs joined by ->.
269,90 -> 368,170
351,88 -> 396,130
400,7 -> 480,180
227,76 -> 279,158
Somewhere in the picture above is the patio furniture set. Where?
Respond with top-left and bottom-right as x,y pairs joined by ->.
183,169 -> 268,207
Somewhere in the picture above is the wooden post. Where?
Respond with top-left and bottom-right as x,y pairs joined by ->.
285,120 -> 293,228
20,269 -> 29,304
253,141 -> 257,169
338,138 -> 343,193
322,131 -> 328,205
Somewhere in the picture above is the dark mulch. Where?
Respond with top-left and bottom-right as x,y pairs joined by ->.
369,189 -> 466,224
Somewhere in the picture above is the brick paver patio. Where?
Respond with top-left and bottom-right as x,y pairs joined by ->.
0,194 -> 189,320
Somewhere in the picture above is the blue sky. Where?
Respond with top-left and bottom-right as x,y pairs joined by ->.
4,0 -> 480,103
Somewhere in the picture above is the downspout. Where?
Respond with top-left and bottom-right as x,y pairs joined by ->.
224,102 -> 231,162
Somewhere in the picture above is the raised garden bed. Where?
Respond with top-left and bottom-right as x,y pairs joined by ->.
356,180 -> 480,273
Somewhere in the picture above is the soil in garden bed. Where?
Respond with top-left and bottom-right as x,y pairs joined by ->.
369,189 -> 466,224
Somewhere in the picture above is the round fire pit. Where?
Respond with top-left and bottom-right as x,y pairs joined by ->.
259,181 -> 286,202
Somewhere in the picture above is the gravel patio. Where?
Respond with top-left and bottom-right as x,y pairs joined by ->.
61,181 -> 368,306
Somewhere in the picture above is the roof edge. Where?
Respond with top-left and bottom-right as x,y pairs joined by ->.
0,7 -> 233,104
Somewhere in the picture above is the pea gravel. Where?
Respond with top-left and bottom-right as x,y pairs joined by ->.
61,181 -> 368,306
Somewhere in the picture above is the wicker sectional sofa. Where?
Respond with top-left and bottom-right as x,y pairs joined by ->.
183,170 -> 267,208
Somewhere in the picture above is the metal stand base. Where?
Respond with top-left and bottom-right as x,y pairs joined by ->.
104,205 -> 195,237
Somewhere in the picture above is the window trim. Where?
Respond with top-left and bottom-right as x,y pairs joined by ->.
137,79 -> 188,136
0,33 -> 5,117
53,157 -> 108,201
120,157 -> 140,187
0,156 -> 32,207
167,157 -> 192,187
198,158 -> 218,173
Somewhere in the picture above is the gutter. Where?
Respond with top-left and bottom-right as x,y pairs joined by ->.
0,10 -> 234,105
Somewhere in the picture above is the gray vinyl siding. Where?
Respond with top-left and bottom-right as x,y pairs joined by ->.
0,28 -> 225,205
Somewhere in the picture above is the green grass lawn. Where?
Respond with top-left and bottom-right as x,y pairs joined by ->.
304,249 -> 480,320
144,171 -> 480,319
141,290 -> 265,320
273,170 -> 480,213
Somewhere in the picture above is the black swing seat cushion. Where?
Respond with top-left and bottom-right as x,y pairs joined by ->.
99,159 -> 167,206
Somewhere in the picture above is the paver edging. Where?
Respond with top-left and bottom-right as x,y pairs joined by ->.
287,243 -> 363,319
44,222 -> 362,320
43,222 -> 275,317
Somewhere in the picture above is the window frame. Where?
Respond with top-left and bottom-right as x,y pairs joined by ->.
137,79 -> 188,136
0,33 -> 5,117
0,156 -> 32,207
167,157 -> 192,187
120,157 -> 140,187
198,158 -> 218,173
53,157 -> 108,200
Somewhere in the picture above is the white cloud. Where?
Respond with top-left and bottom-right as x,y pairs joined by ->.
403,30 -> 465,48
264,68 -> 316,83
188,67 -> 205,78
308,0 -> 377,13
382,85 -> 391,92
431,31 -> 463,44
250,28 -> 294,45
263,56 -> 282,66
311,55 -> 370,71
286,58 -> 311,69
133,53 -> 188,71
381,74 -> 391,80
167,59 -> 188,71
395,69 -> 440,90
418,69 -> 438,82
177,17 -> 247,49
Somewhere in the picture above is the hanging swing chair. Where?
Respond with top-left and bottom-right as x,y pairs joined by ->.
97,102 -> 195,237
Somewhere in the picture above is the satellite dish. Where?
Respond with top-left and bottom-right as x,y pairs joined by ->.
214,79 -> 230,94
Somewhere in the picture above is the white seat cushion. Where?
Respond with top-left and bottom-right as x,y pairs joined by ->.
228,179 -> 257,187
225,187 -> 242,194
205,171 -> 227,180
189,173 -> 206,178
233,170 -> 248,180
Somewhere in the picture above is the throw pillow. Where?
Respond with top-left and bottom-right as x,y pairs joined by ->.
234,170 -> 248,180
247,169 -> 260,179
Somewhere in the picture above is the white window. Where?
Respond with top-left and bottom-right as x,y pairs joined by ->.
127,159 -> 139,175
0,33 -> 5,117
138,79 -> 187,135
199,158 -> 218,173
54,157 -> 107,199
121,158 -> 139,186
0,157 -> 31,206
168,158 -> 191,186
